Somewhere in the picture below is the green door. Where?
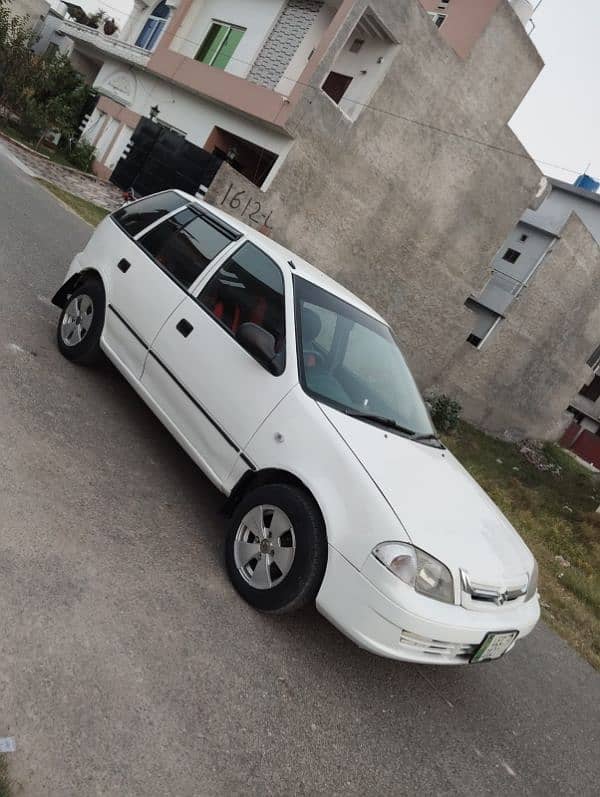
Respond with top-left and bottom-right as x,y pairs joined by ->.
212,26 -> 245,69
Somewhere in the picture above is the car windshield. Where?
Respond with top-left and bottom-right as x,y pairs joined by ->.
294,277 -> 435,438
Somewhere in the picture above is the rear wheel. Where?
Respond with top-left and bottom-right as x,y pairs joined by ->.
56,276 -> 105,365
225,484 -> 327,614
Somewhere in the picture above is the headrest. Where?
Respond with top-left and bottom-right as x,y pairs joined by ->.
302,308 -> 322,343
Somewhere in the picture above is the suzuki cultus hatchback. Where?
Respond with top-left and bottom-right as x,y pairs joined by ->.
52,190 -> 540,665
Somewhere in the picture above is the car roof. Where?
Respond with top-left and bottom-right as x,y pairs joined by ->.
173,190 -> 387,325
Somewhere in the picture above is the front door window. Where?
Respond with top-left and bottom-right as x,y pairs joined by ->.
198,242 -> 285,371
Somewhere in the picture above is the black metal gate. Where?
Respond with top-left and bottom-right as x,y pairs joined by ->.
110,118 -> 223,198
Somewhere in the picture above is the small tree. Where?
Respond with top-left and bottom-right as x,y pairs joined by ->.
20,52 -> 91,146
0,6 -> 91,148
0,8 -> 37,114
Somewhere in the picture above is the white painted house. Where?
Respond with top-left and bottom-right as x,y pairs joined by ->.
63,0 -> 375,187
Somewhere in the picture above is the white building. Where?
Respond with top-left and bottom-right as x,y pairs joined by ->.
467,177 -> 600,349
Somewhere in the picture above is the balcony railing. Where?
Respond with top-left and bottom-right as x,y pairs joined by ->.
60,20 -> 151,67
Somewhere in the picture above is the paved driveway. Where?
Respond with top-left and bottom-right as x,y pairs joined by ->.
0,134 -> 123,210
1,151 -> 599,796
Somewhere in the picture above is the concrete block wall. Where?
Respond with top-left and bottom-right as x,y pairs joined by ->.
248,0 -> 325,89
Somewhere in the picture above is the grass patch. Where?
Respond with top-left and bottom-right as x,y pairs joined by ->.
0,755 -> 10,797
444,422 -> 600,670
36,179 -> 109,227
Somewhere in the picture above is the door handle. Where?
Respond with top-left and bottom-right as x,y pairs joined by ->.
117,258 -> 131,273
176,318 -> 194,338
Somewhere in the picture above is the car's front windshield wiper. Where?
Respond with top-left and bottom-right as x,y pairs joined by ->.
344,410 -> 418,437
344,410 -> 443,446
411,432 -> 444,448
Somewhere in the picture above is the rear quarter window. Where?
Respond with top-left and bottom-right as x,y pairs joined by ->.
112,191 -> 185,237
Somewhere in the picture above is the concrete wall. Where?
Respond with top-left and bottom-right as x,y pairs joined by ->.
418,0 -> 502,59
326,17 -> 397,121
207,0 -> 544,406
491,223 -> 554,286
473,221 -> 555,317
442,215 -> 600,439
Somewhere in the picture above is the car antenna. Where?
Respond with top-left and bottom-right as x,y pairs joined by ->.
288,259 -> 296,270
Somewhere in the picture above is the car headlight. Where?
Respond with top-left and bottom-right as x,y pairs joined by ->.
526,559 -> 538,601
372,542 -> 455,604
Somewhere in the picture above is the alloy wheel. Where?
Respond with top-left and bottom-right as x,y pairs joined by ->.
234,505 -> 296,590
61,294 -> 94,347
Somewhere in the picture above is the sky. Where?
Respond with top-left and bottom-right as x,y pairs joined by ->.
84,0 -> 598,184
510,0 -> 600,184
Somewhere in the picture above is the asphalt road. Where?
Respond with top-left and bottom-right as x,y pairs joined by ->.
0,149 -> 599,797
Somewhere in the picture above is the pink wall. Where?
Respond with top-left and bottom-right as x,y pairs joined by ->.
97,96 -> 142,131
419,0 -> 503,59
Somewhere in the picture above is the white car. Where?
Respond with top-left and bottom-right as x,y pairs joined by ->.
52,190 -> 540,665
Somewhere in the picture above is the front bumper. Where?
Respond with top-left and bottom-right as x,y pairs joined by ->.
315,546 -> 540,665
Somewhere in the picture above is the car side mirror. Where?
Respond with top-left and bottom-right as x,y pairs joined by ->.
236,323 -> 282,375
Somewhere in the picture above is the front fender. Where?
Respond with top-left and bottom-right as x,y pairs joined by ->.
51,253 -> 88,308
244,386 -> 411,569
51,274 -> 82,308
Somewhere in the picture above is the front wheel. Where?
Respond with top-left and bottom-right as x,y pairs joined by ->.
225,484 -> 327,614
56,275 -> 105,365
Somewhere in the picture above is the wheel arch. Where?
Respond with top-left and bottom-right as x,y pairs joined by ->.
225,468 -> 326,534
51,268 -> 105,309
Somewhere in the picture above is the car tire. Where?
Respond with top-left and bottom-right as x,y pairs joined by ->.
56,275 -> 105,365
225,483 -> 327,614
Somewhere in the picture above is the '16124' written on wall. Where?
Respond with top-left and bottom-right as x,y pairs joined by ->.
220,183 -> 273,229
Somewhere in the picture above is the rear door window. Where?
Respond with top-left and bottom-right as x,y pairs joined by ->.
138,210 -> 236,289
112,191 -> 185,237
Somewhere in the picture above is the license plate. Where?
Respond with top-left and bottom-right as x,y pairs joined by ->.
471,631 -> 519,663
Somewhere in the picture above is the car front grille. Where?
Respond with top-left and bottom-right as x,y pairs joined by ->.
398,630 -> 478,662
460,569 -> 527,611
